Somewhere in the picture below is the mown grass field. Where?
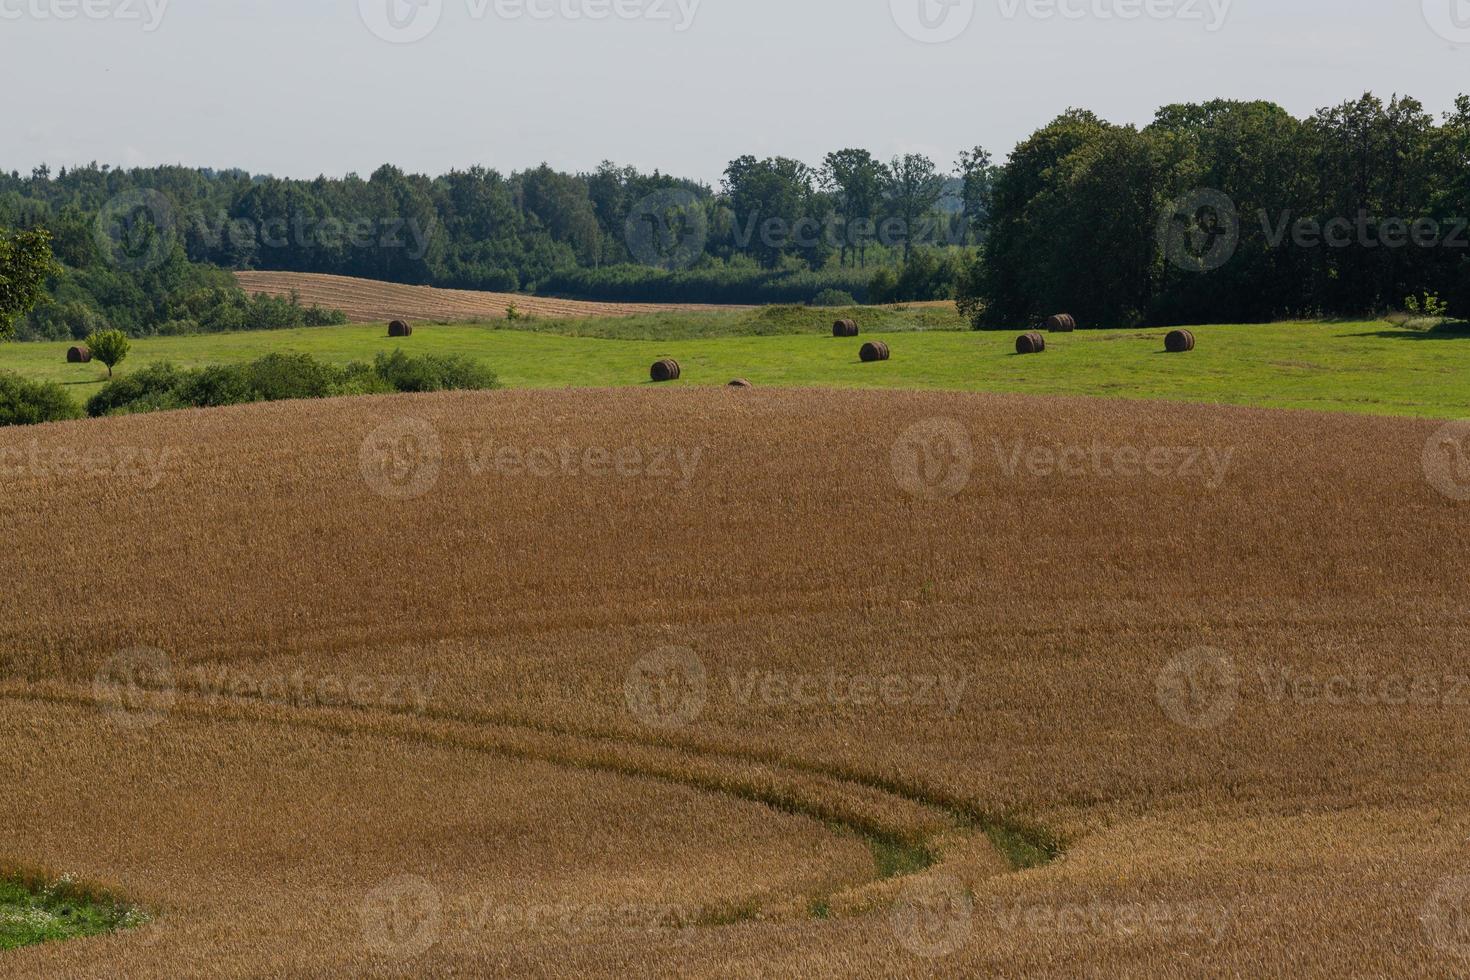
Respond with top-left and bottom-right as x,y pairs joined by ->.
2,387 -> 1468,975
4,311 -> 1469,418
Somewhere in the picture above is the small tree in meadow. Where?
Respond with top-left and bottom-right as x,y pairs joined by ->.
85,329 -> 131,378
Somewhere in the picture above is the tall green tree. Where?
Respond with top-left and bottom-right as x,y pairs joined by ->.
84,328 -> 131,378
820,149 -> 883,267
0,228 -> 54,341
971,109 -> 1108,326
953,146 -> 995,244
721,156 -> 820,269
881,154 -> 945,262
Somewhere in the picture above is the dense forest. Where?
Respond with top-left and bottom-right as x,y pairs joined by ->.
965,93 -> 1470,327
2,91 -> 1468,339
0,149 -> 981,339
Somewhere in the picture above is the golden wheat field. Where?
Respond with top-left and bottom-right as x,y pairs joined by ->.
3,387 -> 1470,976
234,271 -> 750,323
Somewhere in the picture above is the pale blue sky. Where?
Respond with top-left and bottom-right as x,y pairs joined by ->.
3,0 -> 1467,182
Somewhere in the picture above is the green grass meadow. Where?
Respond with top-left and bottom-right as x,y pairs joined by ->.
3,310 -> 1468,418
0,876 -> 145,952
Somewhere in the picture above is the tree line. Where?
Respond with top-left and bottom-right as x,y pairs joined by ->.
963,93 -> 1470,327
0,148 -> 987,336
4,91 -> 1469,338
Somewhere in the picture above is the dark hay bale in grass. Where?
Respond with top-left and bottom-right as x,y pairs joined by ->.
728,379 -> 753,388
859,341 -> 890,363
651,358 -> 682,383
388,320 -> 413,337
1046,314 -> 1076,332
1016,332 -> 1046,355
66,346 -> 91,364
832,318 -> 859,338
1165,329 -> 1196,353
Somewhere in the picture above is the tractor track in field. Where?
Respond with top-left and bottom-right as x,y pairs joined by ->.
1,681 -> 1051,925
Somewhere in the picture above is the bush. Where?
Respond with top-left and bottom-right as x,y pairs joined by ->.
239,352 -> 345,402
85,362 -> 187,417
867,250 -> 964,304
810,289 -> 857,307
0,370 -> 82,426
85,352 -> 498,419
371,349 -> 499,393
301,304 -> 347,327
24,300 -> 108,341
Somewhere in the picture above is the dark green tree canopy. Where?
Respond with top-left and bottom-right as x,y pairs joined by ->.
0,228 -> 54,340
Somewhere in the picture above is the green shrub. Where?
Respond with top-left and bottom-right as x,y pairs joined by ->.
25,300 -> 108,341
84,351 -> 498,419
810,289 -> 858,307
0,370 -> 82,426
301,304 -> 348,327
240,352 -> 344,402
371,349 -> 499,393
177,365 -> 256,408
85,362 -> 187,417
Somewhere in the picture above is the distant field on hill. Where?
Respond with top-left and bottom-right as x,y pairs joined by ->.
235,271 -> 754,322
7,318 -> 1468,419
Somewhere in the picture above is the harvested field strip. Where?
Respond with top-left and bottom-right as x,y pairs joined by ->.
0,684 -> 1018,921
235,271 -> 751,323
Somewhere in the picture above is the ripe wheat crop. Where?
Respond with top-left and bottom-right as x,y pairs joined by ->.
2,387 -> 1468,975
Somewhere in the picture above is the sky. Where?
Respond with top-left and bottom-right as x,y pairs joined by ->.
3,0 -> 1469,184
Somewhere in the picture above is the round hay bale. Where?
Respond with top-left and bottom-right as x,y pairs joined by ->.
388,320 -> 413,338
832,318 -> 859,338
651,358 -> 682,383
1016,331 -> 1046,355
1046,314 -> 1076,333
66,345 -> 92,364
859,341 -> 890,363
727,379 -> 753,388
1165,329 -> 1196,353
